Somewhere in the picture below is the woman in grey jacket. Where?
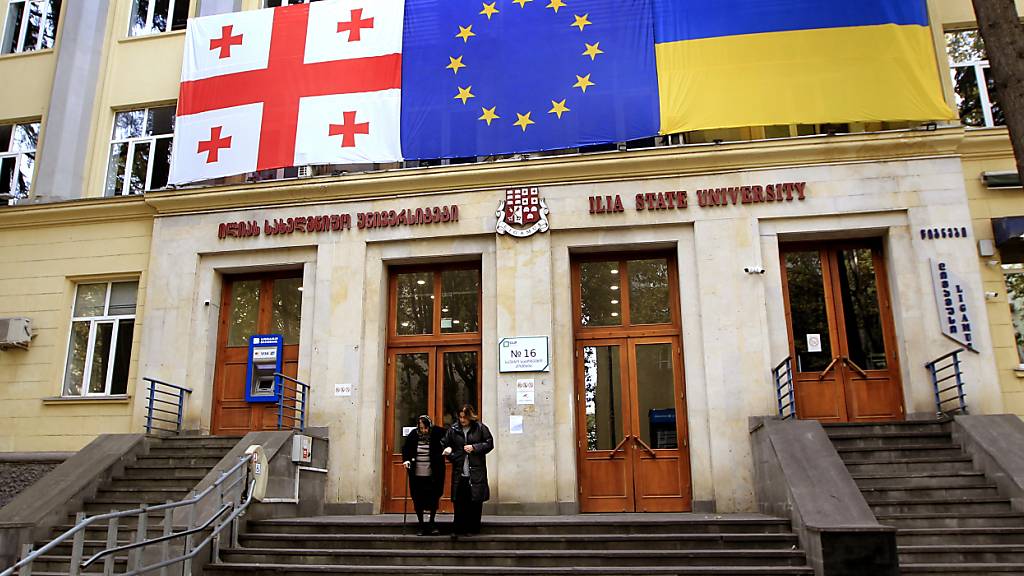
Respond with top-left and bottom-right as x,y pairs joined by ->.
441,404 -> 494,537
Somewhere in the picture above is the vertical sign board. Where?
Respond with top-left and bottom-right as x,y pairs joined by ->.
499,337 -> 550,372
930,260 -> 975,350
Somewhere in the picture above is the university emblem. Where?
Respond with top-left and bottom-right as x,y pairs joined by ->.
496,187 -> 550,238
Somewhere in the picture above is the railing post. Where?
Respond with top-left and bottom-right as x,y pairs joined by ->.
161,499 -> 173,576
146,380 -> 156,434
277,381 -> 284,431
17,544 -> 33,576
183,495 -> 197,576
954,350 -> 967,414
176,389 -> 186,434
69,512 -> 86,576
103,514 -> 119,576
129,505 -> 149,573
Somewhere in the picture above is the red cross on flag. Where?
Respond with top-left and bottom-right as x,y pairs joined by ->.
169,0 -> 403,185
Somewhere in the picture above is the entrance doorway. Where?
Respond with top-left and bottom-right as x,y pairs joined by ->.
572,254 -> 691,513
211,272 -> 302,435
382,264 -> 481,513
780,241 -> 903,422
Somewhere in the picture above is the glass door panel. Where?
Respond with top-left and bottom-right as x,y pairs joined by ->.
393,352 -> 430,452
441,350 -> 478,427
784,251 -> 834,373
835,248 -> 888,371
583,345 -> 624,452
634,343 -> 676,450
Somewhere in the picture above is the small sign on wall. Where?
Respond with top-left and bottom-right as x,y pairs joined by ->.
806,334 -> 822,353
499,337 -> 550,372
930,260 -> 976,350
516,379 -> 535,405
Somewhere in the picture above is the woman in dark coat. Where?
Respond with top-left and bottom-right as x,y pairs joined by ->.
441,404 -> 494,537
401,415 -> 446,535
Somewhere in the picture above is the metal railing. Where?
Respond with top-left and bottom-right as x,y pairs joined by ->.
274,373 -> 309,432
927,349 -> 969,416
144,378 -> 193,435
1,451 -> 257,576
773,357 -> 796,420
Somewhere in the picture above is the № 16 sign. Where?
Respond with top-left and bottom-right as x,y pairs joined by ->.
499,337 -> 550,372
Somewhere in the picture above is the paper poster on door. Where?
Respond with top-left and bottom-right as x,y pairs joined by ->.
806,334 -> 822,353
516,379 -> 535,405
509,415 -> 524,434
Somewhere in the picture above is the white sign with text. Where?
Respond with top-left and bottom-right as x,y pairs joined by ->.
499,336 -> 550,372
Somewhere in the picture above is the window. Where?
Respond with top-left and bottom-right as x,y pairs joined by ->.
947,29 -> 1004,128
105,106 -> 175,196
62,281 -> 139,397
0,121 -> 38,204
198,0 -> 239,16
1006,265 -> 1024,368
2,0 -> 60,54
129,0 -> 189,37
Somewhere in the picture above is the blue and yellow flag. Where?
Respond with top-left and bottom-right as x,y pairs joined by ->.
653,0 -> 955,133
400,0 -> 660,159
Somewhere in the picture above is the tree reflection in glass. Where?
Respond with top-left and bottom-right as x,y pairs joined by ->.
227,280 -> 260,346
442,351 -> 477,426
394,353 -> 429,451
785,252 -> 833,372
580,261 -> 621,326
837,249 -> 887,370
583,345 -> 621,451
441,269 -> 479,333
272,277 -> 303,344
396,272 -> 433,335
629,258 -> 670,325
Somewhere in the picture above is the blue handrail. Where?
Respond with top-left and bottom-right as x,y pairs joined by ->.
143,377 -> 193,435
773,357 -> 796,420
274,372 -> 310,432
926,349 -> 969,416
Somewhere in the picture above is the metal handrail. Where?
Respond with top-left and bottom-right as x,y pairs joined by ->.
773,357 -> 796,420
274,373 -> 310,432
927,349 -> 969,416
144,377 -> 193,435
2,452 -> 256,576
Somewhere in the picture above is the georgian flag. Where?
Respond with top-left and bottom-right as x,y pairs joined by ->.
168,0 -> 403,185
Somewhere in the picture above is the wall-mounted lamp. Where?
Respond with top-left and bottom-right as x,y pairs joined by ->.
985,291 -> 1000,300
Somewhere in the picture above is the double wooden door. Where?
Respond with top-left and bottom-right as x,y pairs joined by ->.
576,337 -> 690,512
780,241 -> 903,422
211,272 -> 302,436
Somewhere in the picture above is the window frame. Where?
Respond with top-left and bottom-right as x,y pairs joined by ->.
387,262 -> 482,348
946,29 -> 1003,129
0,120 -> 40,203
61,281 -> 139,398
128,0 -> 190,38
105,106 -> 175,197
2,0 -> 60,54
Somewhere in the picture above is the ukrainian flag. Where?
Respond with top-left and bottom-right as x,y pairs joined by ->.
654,0 -> 955,134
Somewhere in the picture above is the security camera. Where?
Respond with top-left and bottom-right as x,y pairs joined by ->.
744,266 -> 766,274
203,299 -> 211,306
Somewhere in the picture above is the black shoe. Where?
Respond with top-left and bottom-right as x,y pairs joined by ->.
417,529 -> 427,536
428,527 -> 440,536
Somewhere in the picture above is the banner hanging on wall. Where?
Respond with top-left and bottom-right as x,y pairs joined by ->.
169,0 -> 953,184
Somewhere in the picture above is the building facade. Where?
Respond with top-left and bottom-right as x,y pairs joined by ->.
0,0 -> 1022,514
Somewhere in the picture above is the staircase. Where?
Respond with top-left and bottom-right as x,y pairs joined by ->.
205,514 -> 813,575
26,435 -> 240,575
826,419 -> 1024,575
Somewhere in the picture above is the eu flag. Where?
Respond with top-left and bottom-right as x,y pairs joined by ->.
401,0 -> 660,160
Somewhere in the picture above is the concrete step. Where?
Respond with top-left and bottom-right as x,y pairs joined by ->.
899,563 -> 1024,574
81,501 -> 174,515
146,446 -> 235,458
836,445 -> 965,462
828,431 -> 954,449
120,466 -> 210,480
152,436 -> 242,448
131,456 -> 222,468
238,532 -> 801,551
99,477 -> 200,490
859,485 -> 1001,501
25,554 -> 127,574
843,456 -> 976,476
897,527 -> 1024,547
852,472 -> 989,489
246,517 -> 797,536
94,487 -> 192,500
204,563 -> 816,575
876,512 -> 1024,529
823,421 -> 952,436
218,548 -> 810,568
899,544 -> 1024,564
868,497 -> 1012,516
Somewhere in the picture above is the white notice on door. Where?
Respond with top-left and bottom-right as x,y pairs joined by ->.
806,333 -> 822,353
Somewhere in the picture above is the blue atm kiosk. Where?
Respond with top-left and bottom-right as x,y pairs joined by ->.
245,334 -> 283,403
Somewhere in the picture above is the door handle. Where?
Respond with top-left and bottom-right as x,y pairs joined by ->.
607,435 -> 631,458
633,436 -> 657,458
842,356 -> 869,379
818,357 -> 841,380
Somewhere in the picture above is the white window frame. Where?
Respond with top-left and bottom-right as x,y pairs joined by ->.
950,60 -> 1000,128
128,0 -> 189,37
61,281 -> 139,398
0,121 -> 39,203
106,107 -> 175,197
2,0 -> 58,54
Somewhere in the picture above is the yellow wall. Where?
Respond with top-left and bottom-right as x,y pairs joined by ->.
0,197 -> 153,451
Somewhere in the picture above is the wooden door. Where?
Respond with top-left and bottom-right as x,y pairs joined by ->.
382,265 -> 481,513
211,273 -> 302,436
781,242 -> 903,423
573,254 -> 691,513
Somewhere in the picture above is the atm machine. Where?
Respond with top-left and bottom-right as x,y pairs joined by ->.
245,334 -> 283,403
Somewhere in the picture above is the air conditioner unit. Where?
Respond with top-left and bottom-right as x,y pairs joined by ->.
296,165 -> 314,178
0,317 -> 33,350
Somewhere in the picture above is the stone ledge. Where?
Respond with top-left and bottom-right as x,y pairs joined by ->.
42,395 -> 130,405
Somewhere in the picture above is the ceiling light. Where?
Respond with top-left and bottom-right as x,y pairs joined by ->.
610,269 -> 619,274
611,299 -> 619,304
417,279 -> 426,285
610,285 -> 619,291
611,312 -> 619,317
